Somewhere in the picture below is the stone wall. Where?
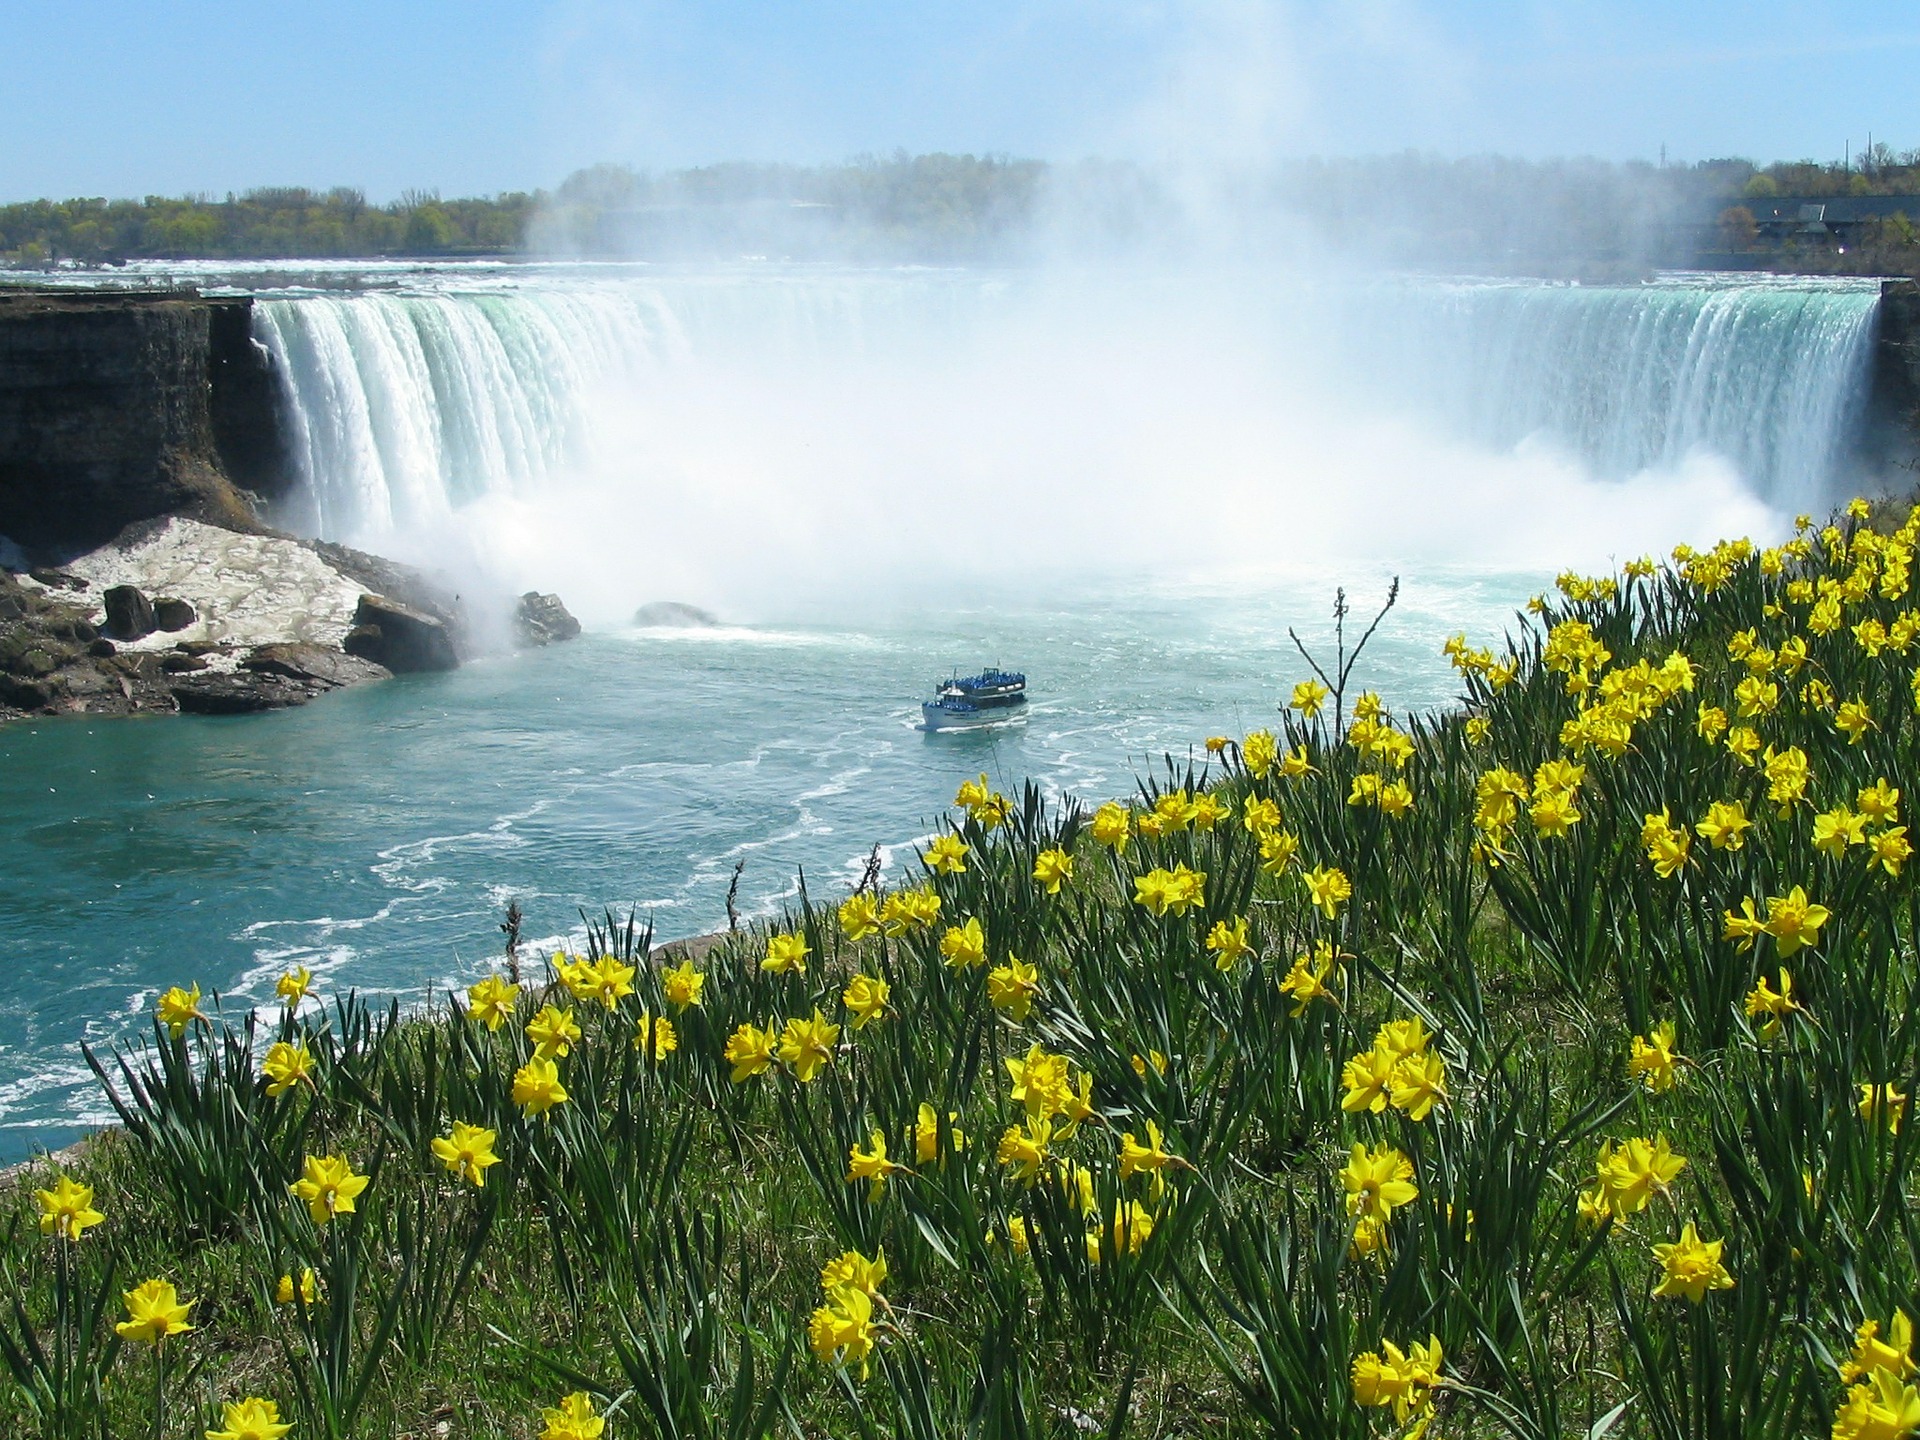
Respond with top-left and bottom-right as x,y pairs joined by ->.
0,290 -> 288,557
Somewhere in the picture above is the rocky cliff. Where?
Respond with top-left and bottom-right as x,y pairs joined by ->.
0,289 -> 289,556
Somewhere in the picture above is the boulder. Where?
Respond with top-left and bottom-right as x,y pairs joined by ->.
170,674 -> 304,715
244,643 -> 391,689
159,652 -> 207,673
515,591 -> 581,647
341,594 -> 459,674
102,584 -> 155,640
633,601 -> 718,628
152,596 -> 197,632
0,674 -> 51,709
87,637 -> 116,658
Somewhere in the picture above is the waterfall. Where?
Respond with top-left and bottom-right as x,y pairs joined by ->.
254,269 -> 1885,550
1357,276 -> 1883,513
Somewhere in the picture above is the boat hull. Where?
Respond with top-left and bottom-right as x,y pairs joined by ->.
921,695 -> 1028,730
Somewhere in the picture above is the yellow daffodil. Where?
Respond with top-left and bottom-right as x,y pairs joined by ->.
986,957 -> 1039,1022
512,1057 -> 568,1117
763,930 -> 810,975
1032,846 -> 1073,893
723,1022 -> 776,1083
939,917 -> 987,969
1341,1142 -> 1418,1225
156,983 -> 205,1038
1280,941 -> 1342,1015
206,1397 -> 294,1440
525,1004 -> 581,1059
1089,801 -> 1132,852
114,1277 -> 194,1346
289,1153 -> 369,1226
1696,800 -> 1752,851
1765,886 -> 1830,956
838,891 -> 880,941
538,1391 -> 605,1440
432,1122 -> 502,1187
777,1010 -> 839,1083
37,1175 -> 104,1242
261,1041 -> 314,1098
915,1103 -> 964,1164
1303,865 -> 1351,919
845,1130 -> 909,1201
275,966 -> 313,1007
1744,969 -> 1801,1039
1593,1135 -> 1686,1218
1860,1082 -> 1908,1133
1291,679 -> 1329,717
924,833 -> 969,875
466,974 -> 518,1030
275,1269 -> 317,1306
1627,1021 -> 1683,1094
1842,1311 -> 1918,1383
1651,1222 -> 1734,1302
842,973 -> 890,1029
1205,916 -> 1253,971
661,959 -> 704,1009
996,1118 -> 1053,1183
1832,1370 -> 1920,1440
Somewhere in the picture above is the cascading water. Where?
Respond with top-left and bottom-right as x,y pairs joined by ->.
253,267 -> 1885,555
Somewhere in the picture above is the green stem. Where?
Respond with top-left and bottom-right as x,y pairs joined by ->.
150,1343 -> 165,1440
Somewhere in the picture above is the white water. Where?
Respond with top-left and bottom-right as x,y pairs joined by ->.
247,265 -> 1881,613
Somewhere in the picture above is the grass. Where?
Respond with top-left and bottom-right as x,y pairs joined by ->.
1,497 -> 1917,1439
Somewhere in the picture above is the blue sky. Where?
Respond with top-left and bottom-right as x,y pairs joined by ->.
4,0 -> 1918,201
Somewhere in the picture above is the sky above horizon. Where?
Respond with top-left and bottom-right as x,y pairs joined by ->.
5,1 -> 1918,202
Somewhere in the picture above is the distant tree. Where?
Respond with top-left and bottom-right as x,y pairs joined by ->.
1718,205 -> 1759,251
404,204 -> 455,253
1742,173 -> 1780,199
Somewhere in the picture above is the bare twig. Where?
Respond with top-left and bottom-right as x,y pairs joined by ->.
855,843 -> 884,896
725,859 -> 746,933
500,899 -> 523,987
1286,579 -> 1398,741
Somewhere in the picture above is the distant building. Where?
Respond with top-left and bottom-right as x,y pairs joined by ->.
1737,195 -> 1919,245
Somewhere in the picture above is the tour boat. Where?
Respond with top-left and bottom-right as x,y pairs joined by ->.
921,669 -> 1028,730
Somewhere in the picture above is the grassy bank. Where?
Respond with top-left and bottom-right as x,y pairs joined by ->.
5,499 -> 1919,1439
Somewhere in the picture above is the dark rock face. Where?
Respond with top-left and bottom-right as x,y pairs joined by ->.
102,584 -> 155,640
343,594 -> 460,673
1869,281 -> 1920,468
309,540 -> 470,658
633,600 -> 719,627
0,291 -> 283,556
152,596 -> 197,631
516,591 -> 581,646
243,642 -> 391,689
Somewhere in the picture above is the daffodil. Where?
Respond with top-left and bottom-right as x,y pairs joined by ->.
939,917 -> 987,969
1651,1222 -> 1734,1302
1744,969 -> 1801,1039
808,1283 -> 877,1378
1341,1142 -> 1417,1225
1032,846 -> 1073,893
1303,865 -> 1351,919
1628,1021 -> 1683,1094
525,1004 -> 581,1059
1860,1082 -> 1908,1133
466,974 -> 518,1030
1118,1119 -> 1174,1182
1089,801 -> 1132,852
1205,917 -> 1253,971
764,930 -> 810,975
1765,886 -> 1830,956
634,1011 -> 677,1061
1291,679 -> 1329,717
37,1174 -> 103,1242
289,1153 -> 369,1226
512,1057 -> 568,1117
1593,1135 -> 1685,1218
1831,1369 -> 1920,1440
1695,800 -> 1752,850
1842,1311 -> 1917,1383
275,966 -> 313,1007
987,957 -> 1039,1022
846,1131 -> 909,1201
996,1118 -> 1053,1183
842,973 -> 890,1029
924,833 -> 969,875
275,1269 -> 317,1306
579,954 -> 635,1010
1241,729 -> 1277,777
206,1397 -> 294,1440
115,1277 -> 194,1345
1351,1335 -> 1444,1423
821,1248 -> 889,1298
1389,1049 -> 1449,1121
260,1041 -> 314,1099
538,1391 -> 606,1440
914,1103 -> 964,1164
838,891 -> 880,941
1280,942 -> 1342,1015
661,959 -> 704,1009
1340,1041 -> 1398,1115
777,1010 -> 839,1083
156,983 -> 205,1037
1006,1043 -> 1071,1120
723,1022 -> 777,1083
